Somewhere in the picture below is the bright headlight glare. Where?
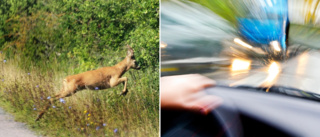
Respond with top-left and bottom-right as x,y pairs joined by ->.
231,59 -> 251,71
160,42 -> 168,49
270,41 -> 281,52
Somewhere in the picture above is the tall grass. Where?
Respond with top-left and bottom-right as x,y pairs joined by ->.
0,52 -> 159,137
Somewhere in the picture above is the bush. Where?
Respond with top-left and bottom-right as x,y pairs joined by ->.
0,0 -> 159,70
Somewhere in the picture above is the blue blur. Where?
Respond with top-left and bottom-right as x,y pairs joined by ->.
237,0 -> 288,50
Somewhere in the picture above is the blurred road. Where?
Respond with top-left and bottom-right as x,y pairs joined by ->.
162,51 -> 320,95
0,107 -> 36,137
222,51 -> 320,94
160,0 -> 320,97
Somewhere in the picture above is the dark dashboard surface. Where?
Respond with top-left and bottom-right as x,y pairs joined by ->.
161,86 -> 320,137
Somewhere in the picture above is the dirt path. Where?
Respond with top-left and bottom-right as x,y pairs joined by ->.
0,107 -> 37,137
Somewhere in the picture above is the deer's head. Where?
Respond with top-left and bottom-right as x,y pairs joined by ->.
126,45 -> 140,70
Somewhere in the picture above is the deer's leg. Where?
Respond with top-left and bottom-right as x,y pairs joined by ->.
36,79 -> 78,121
120,77 -> 128,95
35,90 -> 67,121
110,77 -> 128,95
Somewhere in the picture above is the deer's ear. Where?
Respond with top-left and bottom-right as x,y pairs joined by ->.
127,46 -> 134,57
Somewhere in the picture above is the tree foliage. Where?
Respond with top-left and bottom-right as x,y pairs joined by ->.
0,0 -> 159,70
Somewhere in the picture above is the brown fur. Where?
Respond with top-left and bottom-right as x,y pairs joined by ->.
35,45 -> 140,121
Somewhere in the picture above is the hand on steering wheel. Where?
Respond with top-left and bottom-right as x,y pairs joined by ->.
161,74 -> 223,115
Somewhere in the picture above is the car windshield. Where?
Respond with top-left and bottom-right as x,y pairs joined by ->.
161,0 -> 320,98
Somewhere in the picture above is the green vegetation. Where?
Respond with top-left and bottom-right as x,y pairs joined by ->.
189,0 -> 253,25
0,0 -> 159,136
190,0 -> 240,24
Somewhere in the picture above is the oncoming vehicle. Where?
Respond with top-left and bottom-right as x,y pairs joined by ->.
236,0 -> 289,59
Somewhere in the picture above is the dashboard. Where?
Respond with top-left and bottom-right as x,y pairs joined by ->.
161,86 -> 320,137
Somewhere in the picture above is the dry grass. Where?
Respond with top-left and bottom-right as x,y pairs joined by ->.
0,54 -> 159,137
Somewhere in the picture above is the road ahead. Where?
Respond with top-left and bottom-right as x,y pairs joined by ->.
204,51 -> 320,94
162,51 -> 320,95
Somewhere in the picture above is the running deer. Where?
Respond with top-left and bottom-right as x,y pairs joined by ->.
35,45 -> 140,121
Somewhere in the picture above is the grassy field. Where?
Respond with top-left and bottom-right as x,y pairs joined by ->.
0,52 -> 159,137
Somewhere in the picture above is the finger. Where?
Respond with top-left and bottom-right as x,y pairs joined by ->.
184,91 -> 207,102
184,75 -> 216,93
184,95 -> 223,115
197,79 -> 216,89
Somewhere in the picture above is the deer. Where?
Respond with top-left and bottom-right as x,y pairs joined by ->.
35,45 -> 140,121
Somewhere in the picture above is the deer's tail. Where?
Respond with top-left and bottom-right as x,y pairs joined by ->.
35,99 -> 54,121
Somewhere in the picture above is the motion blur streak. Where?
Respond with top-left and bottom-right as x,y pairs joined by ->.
161,67 -> 179,72
270,41 -> 281,52
266,0 -> 274,7
231,59 -> 251,71
161,0 -> 235,50
266,62 -> 281,83
289,0 -> 320,25
296,52 -> 309,75
234,38 -> 253,49
161,0 -> 320,94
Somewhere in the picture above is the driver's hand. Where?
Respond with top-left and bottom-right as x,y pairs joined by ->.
161,74 -> 223,115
